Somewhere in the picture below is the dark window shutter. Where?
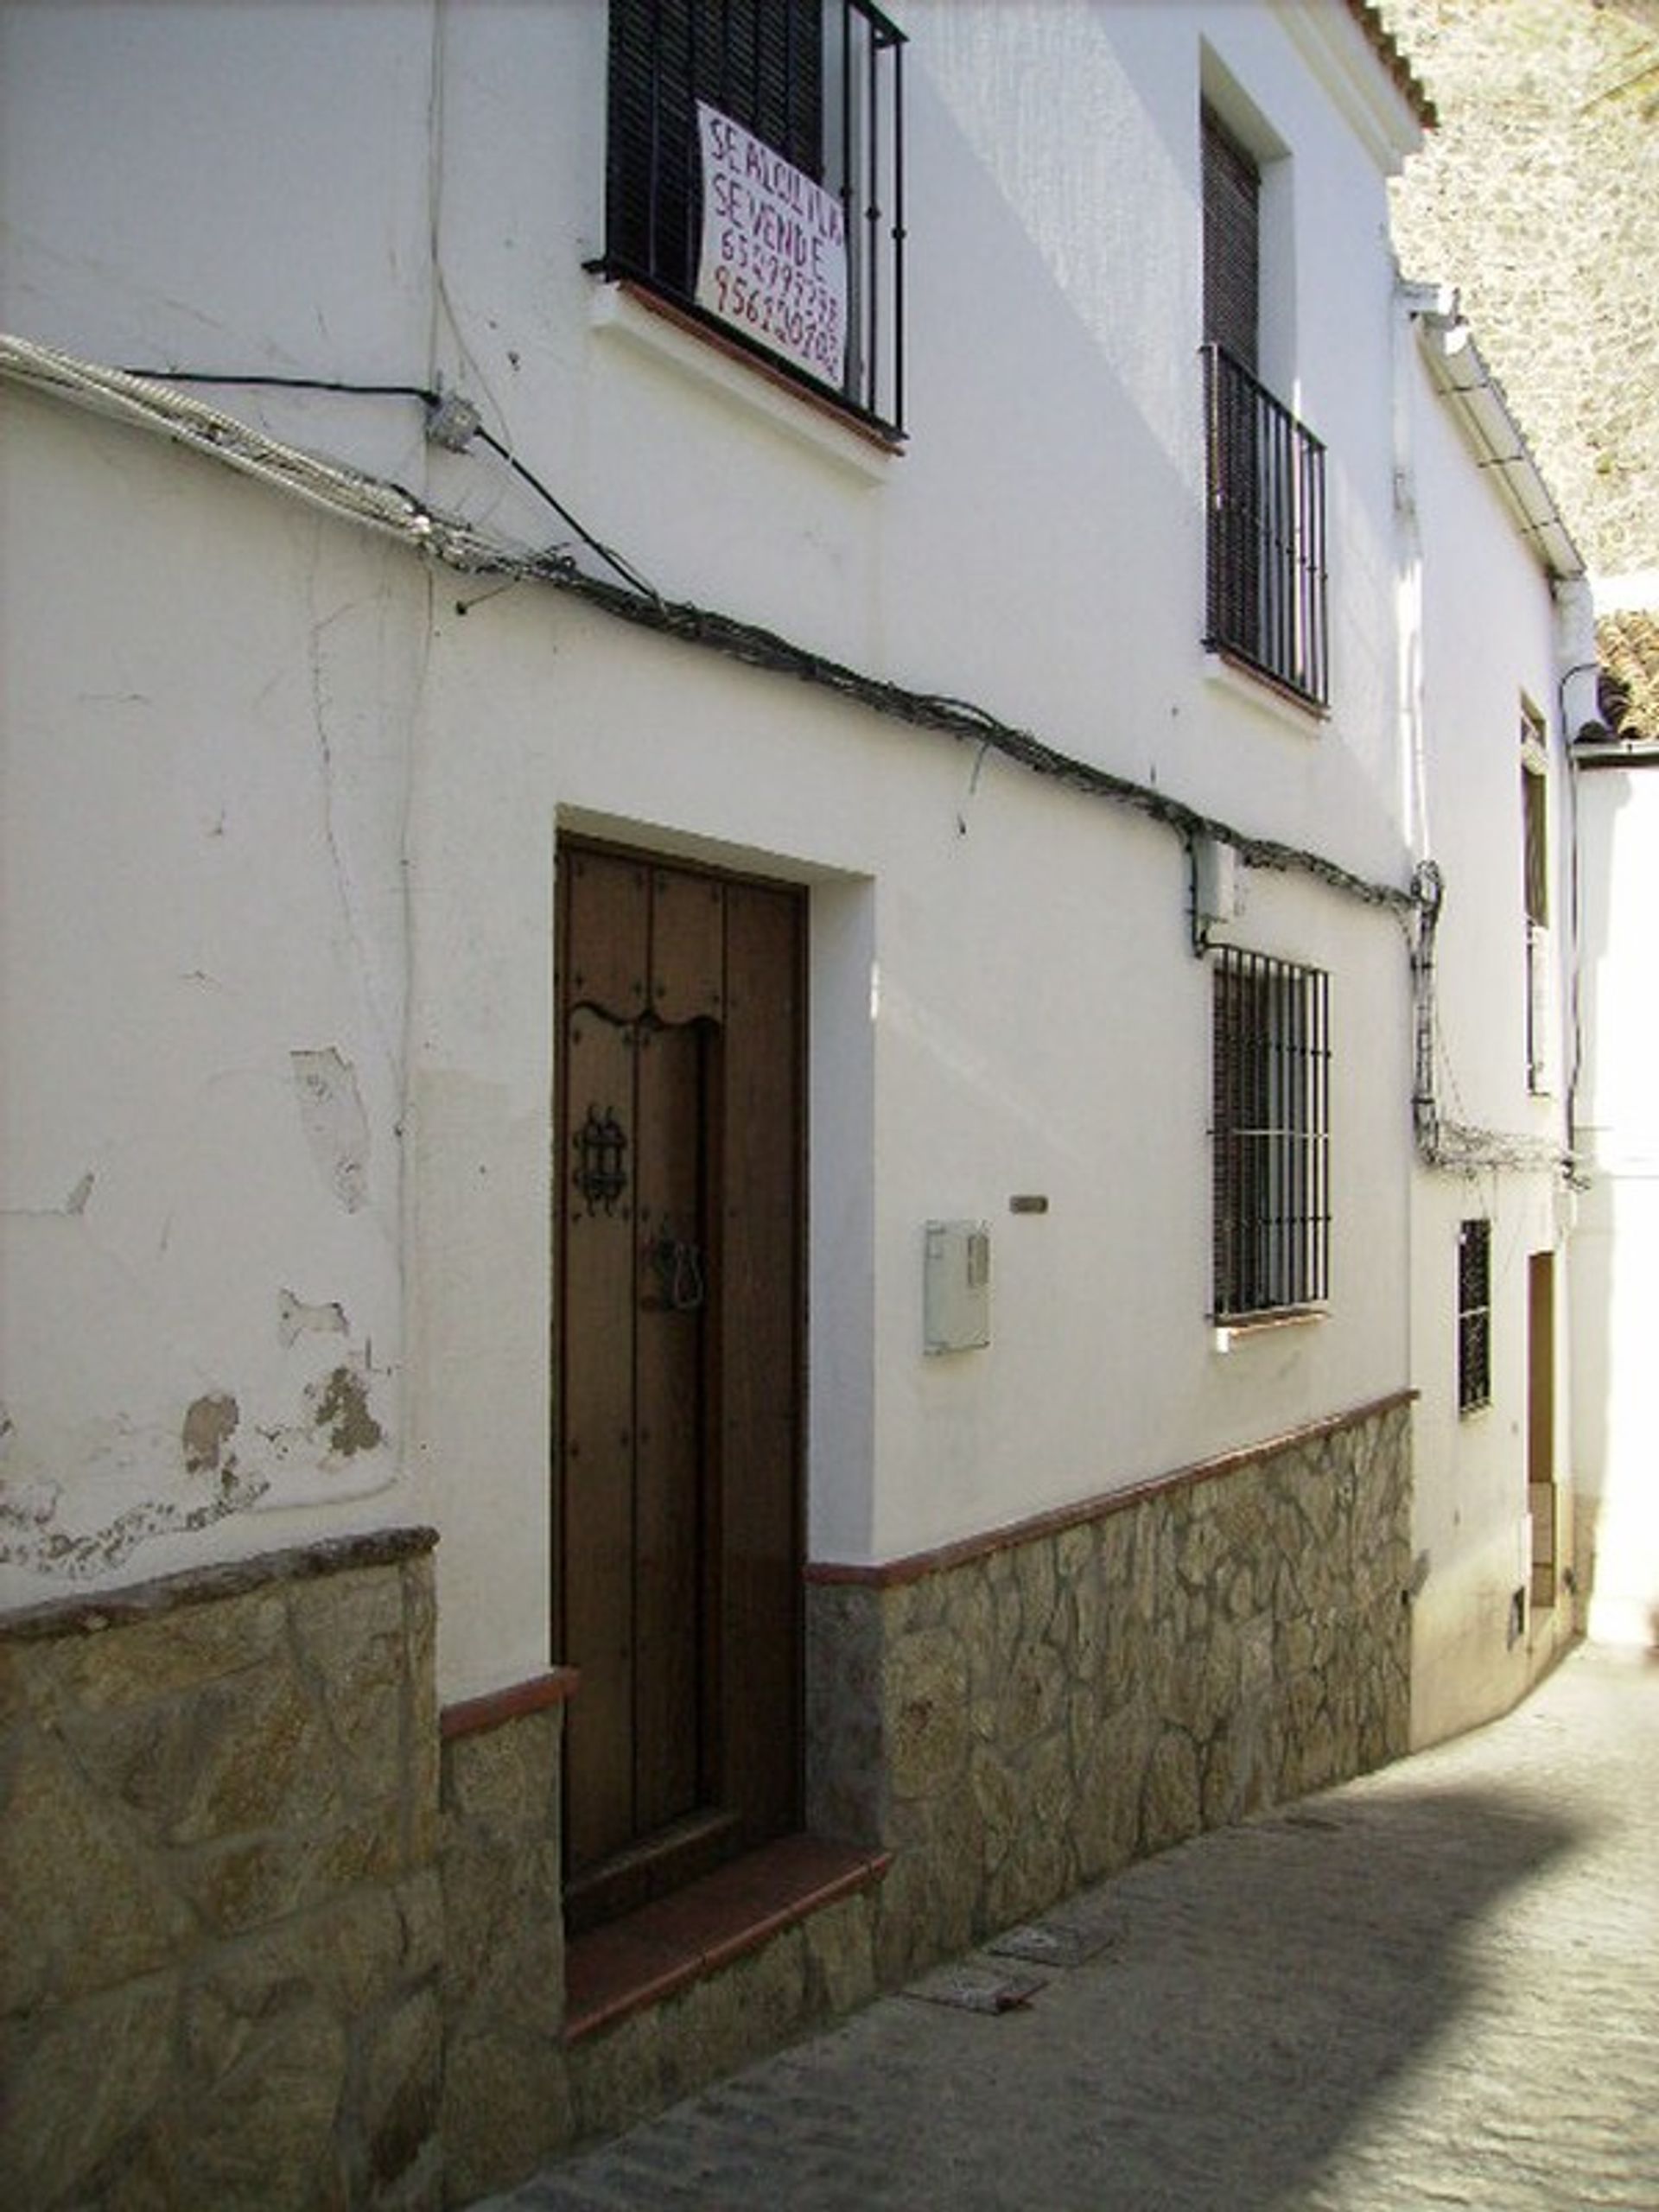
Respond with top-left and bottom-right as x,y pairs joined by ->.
714,0 -> 823,177
1202,105 -> 1259,373
1458,1217 -> 1492,1410
607,0 -> 825,298
1522,762 -> 1548,926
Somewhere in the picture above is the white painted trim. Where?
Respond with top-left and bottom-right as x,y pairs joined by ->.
588,281 -> 896,486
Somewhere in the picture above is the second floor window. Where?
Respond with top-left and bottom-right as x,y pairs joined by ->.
1521,704 -> 1554,1092
1200,104 -> 1328,709
1212,946 -> 1331,1320
601,0 -> 906,436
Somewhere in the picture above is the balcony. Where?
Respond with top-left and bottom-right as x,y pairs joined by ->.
599,0 -> 906,439
1203,344 -> 1329,710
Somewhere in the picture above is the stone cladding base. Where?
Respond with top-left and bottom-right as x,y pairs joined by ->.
0,1530 -> 442,2211
807,1394 -> 1414,1983
0,1395 -> 1412,2203
439,1692 -> 569,2204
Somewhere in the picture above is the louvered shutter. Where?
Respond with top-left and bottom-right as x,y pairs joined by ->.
607,0 -> 825,299
1202,105 -> 1259,373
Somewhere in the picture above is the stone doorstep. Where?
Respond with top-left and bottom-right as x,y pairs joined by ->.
563,1834 -> 891,2043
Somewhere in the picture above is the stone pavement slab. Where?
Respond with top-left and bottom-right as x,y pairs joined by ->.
474,1644 -> 1659,2210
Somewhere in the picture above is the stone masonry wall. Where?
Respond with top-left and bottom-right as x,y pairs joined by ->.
438,1692 -> 569,2204
1,1403 -> 1414,2199
1386,0 -> 1659,579
807,1395 -> 1414,1983
0,1531 -> 442,2212
560,1883 -> 884,2164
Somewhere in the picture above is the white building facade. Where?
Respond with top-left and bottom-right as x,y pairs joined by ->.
0,3 -> 1593,2199
1572,591 -> 1659,1654
1398,298 -> 1589,1745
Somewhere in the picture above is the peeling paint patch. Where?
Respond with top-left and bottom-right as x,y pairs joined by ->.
290,1047 -> 369,1211
278,1289 -> 349,1348
0,1476 -> 60,1529
309,1365 -> 384,1458
181,1392 -> 240,1475
0,1466 -> 269,1579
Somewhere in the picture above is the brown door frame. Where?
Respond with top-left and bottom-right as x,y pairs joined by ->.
553,836 -> 807,1929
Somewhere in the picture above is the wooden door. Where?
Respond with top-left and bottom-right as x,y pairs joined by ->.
1528,1249 -> 1558,1610
555,842 -> 804,1929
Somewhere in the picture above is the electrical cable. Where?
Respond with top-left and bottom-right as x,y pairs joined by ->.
117,369 -> 438,404
113,364 -> 658,599
25,341 -> 1408,913
1408,859 -> 1573,1175
7,332 -> 1580,1180
8,324 -> 1573,1186
469,426 -> 659,601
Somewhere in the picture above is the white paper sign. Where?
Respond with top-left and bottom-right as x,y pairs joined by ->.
696,103 -> 847,388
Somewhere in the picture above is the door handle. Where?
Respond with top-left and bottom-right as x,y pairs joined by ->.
647,1230 -> 706,1313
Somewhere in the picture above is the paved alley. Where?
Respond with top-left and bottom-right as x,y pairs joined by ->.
477,1643 -> 1659,2211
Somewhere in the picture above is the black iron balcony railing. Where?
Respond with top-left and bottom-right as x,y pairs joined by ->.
1203,344 -> 1328,709
601,0 -> 906,439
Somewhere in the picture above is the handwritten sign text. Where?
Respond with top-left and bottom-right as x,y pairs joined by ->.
696,104 -> 847,388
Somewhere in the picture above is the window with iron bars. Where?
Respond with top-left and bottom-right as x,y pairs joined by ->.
1457,1217 -> 1492,1414
1200,105 -> 1327,709
599,0 -> 906,438
1211,947 -> 1331,1319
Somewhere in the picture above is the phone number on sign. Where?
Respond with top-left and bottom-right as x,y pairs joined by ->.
709,250 -> 842,380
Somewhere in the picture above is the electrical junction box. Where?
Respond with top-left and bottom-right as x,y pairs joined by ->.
924,1220 -> 991,1354
1193,835 -> 1241,929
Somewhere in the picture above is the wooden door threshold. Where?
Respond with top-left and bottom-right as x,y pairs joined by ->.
564,1833 -> 891,2043
563,1807 -> 743,1938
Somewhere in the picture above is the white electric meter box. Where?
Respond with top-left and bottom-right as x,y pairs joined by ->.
924,1220 -> 991,1353
1193,835 -> 1241,927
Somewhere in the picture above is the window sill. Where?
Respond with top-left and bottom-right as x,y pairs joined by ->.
589,278 -> 900,485
1203,646 -> 1330,731
1211,1306 -> 1327,1352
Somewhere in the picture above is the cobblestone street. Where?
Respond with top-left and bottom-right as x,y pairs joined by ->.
478,1642 -> 1659,2211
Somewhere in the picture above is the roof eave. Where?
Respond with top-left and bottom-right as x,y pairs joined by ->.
1274,0 -> 1436,173
1411,302 -> 1586,585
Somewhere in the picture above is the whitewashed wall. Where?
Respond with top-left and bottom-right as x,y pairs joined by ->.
0,0 -> 1425,885
410,590 -> 1414,1659
1572,741 -> 1659,1649
2,0 -> 1433,1696
1399,323 -> 1585,1742
0,387 -> 419,1593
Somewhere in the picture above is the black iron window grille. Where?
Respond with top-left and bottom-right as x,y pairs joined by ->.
1211,947 -> 1331,1319
1203,344 -> 1329,709
600,0 -> 906,437
1457,1217 -> 1492,1414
